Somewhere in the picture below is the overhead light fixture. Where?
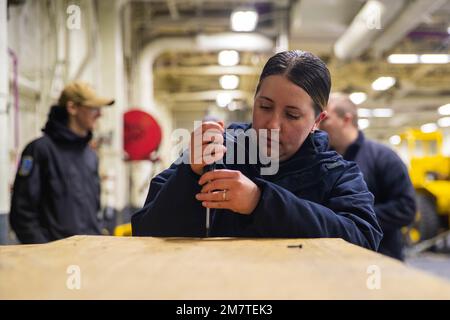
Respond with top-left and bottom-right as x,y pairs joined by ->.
357,108 -> 372,118
372,108 -> 393,117
387,54 -> 450,64
231,8 -> 258,32
349,92 -> 367,105
421,123 -> 437,133
219,75 -> 239,90
438,103 -> 450,115
218,50 -> 239,66
420,54 -> 450,64
387,54 -> 419,64
389,135 -> 401,145
216,92 -> 232,108
372,76 -> 396,91
438,117 -> 450,127
358,119 -> 370,130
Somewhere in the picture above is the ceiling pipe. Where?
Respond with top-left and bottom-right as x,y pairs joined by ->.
136,32 -> 274,110
136,37 -> 196,110
72,0 -> 99,80
334,0 -> 405,60
371,0 -> 447,58
168,90 -> 250,102
166,0 -> 180,20
155,65 -> 261,76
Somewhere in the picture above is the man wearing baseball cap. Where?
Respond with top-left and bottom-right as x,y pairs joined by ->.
10,81 -> 114,243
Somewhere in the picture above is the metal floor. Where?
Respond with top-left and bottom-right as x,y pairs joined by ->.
406,252 -> 450,281
405,233 -> 450,281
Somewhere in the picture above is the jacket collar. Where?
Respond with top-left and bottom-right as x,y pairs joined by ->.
42,105 -> 92,147
276,130 -> 332,176
343,130 -> 365,161
225,123 -> 334,177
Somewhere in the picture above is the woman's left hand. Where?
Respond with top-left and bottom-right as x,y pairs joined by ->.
196,169 -> 261,214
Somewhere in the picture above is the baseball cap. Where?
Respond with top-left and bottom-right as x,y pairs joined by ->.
58,81 -> 115,108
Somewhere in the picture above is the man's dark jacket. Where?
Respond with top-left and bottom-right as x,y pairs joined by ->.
344,131 -> 416,260
10,106 -> 102,243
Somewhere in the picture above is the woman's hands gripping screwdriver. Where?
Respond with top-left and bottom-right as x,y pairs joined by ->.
189,121 -> 227,176
189,121 -> 261,215
190,121 -> 226,237
196,169 -> 261,214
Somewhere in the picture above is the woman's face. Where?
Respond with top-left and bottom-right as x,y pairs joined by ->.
252,75 -> 325,162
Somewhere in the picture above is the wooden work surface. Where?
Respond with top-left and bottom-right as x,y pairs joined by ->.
1,235 -> 450,299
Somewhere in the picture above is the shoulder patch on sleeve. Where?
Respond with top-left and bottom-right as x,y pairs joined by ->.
18,156 -> 34,176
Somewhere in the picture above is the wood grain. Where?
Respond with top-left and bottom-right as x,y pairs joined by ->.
1,235 -> 450,299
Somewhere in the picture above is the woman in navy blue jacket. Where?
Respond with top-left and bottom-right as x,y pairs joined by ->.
132,50 -> 383,251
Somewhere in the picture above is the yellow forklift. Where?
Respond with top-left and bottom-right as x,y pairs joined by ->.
397,129 -> 450,249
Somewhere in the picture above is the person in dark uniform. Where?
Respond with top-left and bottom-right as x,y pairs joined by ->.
10,81 -> 114,244
320,93 -> 416,260
132,50 -> 383,251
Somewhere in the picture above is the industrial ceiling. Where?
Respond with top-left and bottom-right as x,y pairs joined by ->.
125,0 -> 450,140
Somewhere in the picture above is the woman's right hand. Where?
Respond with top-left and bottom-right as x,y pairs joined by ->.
189,121 -> 226,176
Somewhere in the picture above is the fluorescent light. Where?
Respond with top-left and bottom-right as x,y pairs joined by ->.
216,92 -> 232,107
421,123 -> 437,133
438,117 -> 450,127
349,92 -> 367,105
438,103 -> 450,115
357,108 -> 372,118
388,54 -> 419,64
372,76 -> 396,91
231,9 -> 258,32
358,119 -> 370,130
219,75 -> 239,90
373,108 -> 393,117
389,135 -> 401,145
218,50 -> 239,66
386,53 -> 450,64
420,54 -> 450,64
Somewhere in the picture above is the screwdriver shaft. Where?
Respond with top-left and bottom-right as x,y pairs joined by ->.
206,208 -> 210,237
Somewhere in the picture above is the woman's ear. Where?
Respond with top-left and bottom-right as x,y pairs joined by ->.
311,111 -> 328,132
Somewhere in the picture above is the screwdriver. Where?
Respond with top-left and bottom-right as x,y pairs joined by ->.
203,163 -> 216,237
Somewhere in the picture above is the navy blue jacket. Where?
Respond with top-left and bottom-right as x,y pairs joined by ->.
132,123 -> 383,251
343,131 -> 416,260
10,106 -> 102,244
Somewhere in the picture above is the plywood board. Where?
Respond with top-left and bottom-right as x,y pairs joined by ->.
1,236 -> 450,299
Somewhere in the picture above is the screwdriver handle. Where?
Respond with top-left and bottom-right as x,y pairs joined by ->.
203,163 -> 216,173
